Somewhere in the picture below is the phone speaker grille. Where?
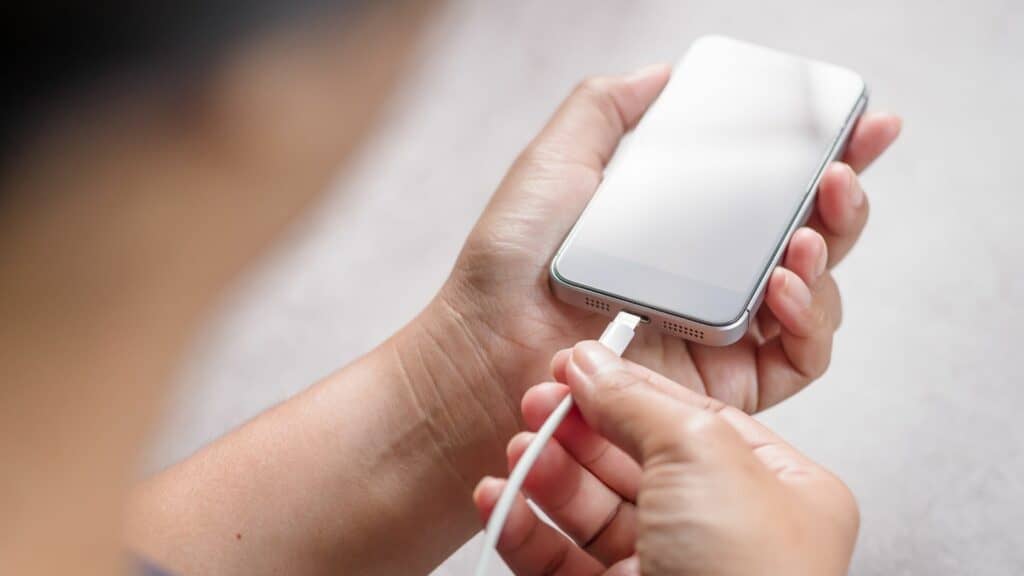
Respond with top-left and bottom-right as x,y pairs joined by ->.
662,320 -> 705,341
583,296 -> 611,313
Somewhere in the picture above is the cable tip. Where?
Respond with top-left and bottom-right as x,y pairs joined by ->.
598,311 -> 643,356
614,310 -> 644,330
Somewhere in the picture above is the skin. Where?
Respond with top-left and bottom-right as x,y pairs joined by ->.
125,69 -> 897,575
0,4 -> 901,575
1,3 -> 432,576
474,341 -> 860,575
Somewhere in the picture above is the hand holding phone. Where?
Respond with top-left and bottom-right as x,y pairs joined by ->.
552,36 -> 870,345
433,48 -> 899,419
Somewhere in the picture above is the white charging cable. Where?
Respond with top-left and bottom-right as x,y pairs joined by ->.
473,310 -> 644,576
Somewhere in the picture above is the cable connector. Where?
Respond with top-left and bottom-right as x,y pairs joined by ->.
599,311 -> 643,355
474,310 -> 643,576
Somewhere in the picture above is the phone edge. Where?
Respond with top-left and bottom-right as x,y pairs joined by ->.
548,88 -> 870,346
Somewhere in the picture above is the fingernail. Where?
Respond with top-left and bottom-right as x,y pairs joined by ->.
846,167 -> 865,208
473,476 -> 498,503
571,341 -> 617,376
506,432 -> 533,460
783,270 -> 813,310
884,115 -> 903,140
614,556 -> 641,576
815,241 -> 828,279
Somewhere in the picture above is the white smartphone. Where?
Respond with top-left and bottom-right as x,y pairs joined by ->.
550,35 -> 868,346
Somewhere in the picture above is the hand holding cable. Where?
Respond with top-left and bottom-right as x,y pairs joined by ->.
473,311 -> 643,576
472,325 -> 860,576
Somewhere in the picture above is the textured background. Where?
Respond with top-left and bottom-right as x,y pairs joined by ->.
149,1 -> 1024,574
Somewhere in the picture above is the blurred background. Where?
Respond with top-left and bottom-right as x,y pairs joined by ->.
147,1 -> 1023,574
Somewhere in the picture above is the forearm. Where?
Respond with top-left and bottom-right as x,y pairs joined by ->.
125,296 -> 520,576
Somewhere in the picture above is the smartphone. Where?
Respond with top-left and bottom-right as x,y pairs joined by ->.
550,35 -> 867,346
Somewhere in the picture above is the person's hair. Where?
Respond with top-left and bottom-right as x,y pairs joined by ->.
4,1 -> 367,167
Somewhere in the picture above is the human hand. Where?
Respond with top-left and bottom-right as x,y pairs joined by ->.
434,63 -> 900,420
407,64 -> 899,487
474,341 -> 860,575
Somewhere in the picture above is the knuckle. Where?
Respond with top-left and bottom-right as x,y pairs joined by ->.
539,543 -> 571,576
698,392 -> 728,414
591,364 -> 641,396
574,75 -> 612,99
571,76 -> 625,133
681,410 -> 725,441
512,142 -> 552,172
808,297 -> 831,332
651,411 -> 726,461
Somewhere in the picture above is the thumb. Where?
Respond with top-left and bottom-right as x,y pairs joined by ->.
564,341 -> 741,466
522,63 -> 672,173
483,64 -> 671,250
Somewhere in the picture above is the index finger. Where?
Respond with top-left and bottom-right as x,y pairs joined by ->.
564,344 -> 816,478
564,342 -> 743,466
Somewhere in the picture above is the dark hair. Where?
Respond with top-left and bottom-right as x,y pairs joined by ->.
4,2 -> 366,159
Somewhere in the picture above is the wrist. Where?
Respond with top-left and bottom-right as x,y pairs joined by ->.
386,282 -> 522,486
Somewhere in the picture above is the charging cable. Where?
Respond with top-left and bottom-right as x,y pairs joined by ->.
473,310 -> 644,576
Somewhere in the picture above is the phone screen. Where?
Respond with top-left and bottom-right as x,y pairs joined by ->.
553,36 -> 865,326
